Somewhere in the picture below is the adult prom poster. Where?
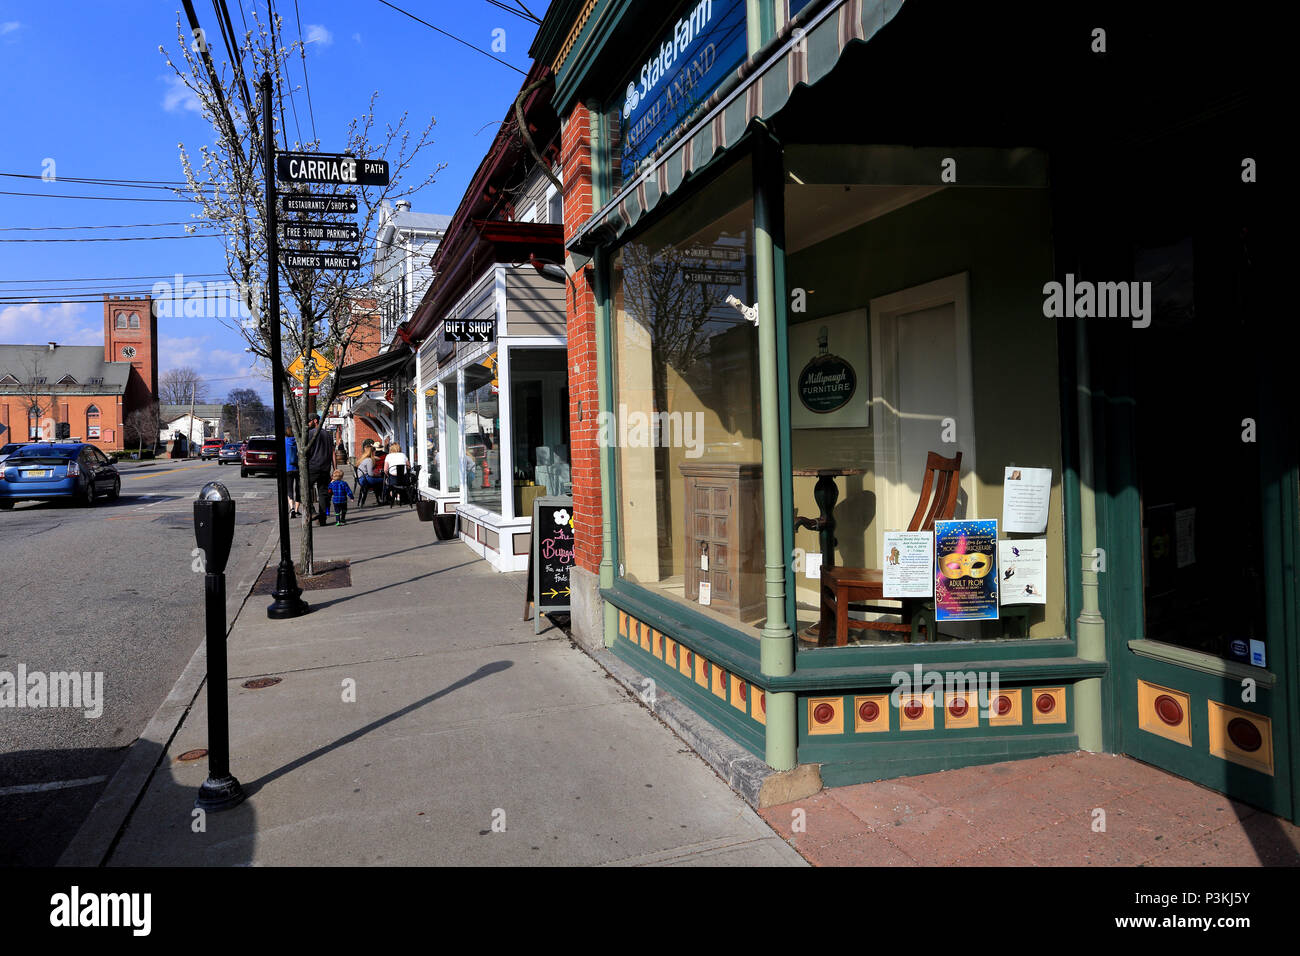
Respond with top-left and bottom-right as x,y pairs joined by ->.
934,519 -> 999,621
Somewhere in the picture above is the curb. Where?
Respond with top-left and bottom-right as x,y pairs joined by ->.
582,643 -> 822,810
56,518 -> 282,867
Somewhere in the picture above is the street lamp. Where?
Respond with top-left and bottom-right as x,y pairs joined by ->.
193,481 -> 246,811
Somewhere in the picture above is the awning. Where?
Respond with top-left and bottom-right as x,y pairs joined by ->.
567,0 -> 904,253
335,346 -> 413,392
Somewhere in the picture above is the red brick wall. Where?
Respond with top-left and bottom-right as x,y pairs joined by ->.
563,103 -> 602,575
103,295 -> 157,419
0,394 -> 124,451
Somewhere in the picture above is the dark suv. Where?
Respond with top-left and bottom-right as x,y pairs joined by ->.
240,436 -> 278,477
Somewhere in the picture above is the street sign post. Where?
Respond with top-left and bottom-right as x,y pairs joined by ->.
279,194 -> 357,214
284,250 -> 360,270
287,349 -> 334,386
285,222 -> 359,242
276,152 -> 390,187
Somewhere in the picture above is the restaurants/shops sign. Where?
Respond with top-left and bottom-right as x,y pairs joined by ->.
615,0 -> 748,181
284,250 -> 360,270
276,152 -> 390,187
279,194 -> 357,214
285,222 -> 359,242
444,318 -> 495,342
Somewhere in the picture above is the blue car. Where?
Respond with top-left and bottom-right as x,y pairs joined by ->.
0,442 -> 121,509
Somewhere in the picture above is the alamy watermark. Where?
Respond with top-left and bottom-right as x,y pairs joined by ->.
890,664 -> 1001,717
0,665 -> 104,718
1042,274 -> 1151,328
597,403 -> 704,458
151,273 -> 261,321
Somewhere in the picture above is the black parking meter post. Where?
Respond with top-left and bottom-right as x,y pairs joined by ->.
194,483 -> 246,812
261,71 -> 308,621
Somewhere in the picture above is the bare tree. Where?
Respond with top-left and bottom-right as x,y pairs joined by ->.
14,351 -> 54,441
159,366 -> 208,405
125,403 -> 161,456
162,7 -> 444,573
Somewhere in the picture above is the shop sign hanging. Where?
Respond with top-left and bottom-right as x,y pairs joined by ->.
616,0 -> 748,182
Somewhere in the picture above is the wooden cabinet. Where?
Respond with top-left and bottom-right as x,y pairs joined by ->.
680,461 -> 765,622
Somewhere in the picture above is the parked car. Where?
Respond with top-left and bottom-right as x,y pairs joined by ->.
240,436 -> 278,477
0,442 -> 120,509
0,442 -> 26,465
200,438 -> 224,459
217,442 -> 243,465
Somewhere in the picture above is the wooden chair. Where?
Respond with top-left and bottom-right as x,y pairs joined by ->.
817,451 -> 962,646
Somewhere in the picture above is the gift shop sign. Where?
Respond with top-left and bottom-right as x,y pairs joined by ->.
616,0 -> 747,180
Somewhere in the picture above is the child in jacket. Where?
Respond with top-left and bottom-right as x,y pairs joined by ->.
328,469 -> 354,526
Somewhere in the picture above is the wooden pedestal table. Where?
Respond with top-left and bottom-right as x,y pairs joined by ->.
793,467 -> 864,646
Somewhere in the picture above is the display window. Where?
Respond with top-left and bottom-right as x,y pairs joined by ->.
441,373 -> 461,494
462,362 -> 501,512
509,346 -> 569,517
424,387 -> 440,490
610,159 -> 767,635
782,145 -> 1066,645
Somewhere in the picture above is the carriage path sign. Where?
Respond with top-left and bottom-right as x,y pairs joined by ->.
276,152 -> 389,187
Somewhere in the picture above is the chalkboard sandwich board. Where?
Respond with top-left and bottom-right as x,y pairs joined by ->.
525,496 -> 575,634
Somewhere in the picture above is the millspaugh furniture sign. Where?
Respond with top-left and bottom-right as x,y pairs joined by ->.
616,0 -> 747,181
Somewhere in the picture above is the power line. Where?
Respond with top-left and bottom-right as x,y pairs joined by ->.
292,0 -> 319,143
0,234 -> 219,243
0,221 -> 217,231
483,0 -> 540,24
0,272 -> 229,284
374,0 -> 525,74
0,190 -> 193,203
0,172 -> 188,189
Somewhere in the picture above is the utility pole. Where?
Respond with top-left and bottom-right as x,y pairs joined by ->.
188,381 -> 197,457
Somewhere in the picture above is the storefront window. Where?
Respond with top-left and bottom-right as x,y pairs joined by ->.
463,361 -> 501,512
783,145 -> 1065,644
509,347 -> 568,517
442,374 -> 460,494
424,389 -> 439,490
611,160 -> 766,634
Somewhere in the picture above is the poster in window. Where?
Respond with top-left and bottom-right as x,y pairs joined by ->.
789,309 -> 870,429
934,519 -> 999,621
998,538 -> 1046,605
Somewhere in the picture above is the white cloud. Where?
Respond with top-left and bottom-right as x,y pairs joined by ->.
162,75 -> 201,114
304,24 -> 333,46
0,302 -> 102,347
352,32 -> 362,44
1,22 -> 20,35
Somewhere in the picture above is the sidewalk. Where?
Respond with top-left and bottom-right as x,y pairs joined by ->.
760,753 -> 1300,866
101,500 -> 803,866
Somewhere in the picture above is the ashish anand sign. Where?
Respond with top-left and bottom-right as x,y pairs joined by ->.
616,0 -> 747,181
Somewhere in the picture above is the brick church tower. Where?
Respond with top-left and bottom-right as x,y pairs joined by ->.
103,295 -> 158,416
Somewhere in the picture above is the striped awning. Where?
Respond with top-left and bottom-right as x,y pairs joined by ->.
567,0 -> 905,253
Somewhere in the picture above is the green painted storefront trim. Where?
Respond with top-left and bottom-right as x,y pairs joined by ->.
604,583 -> 765,682
1127,639 -> 1277,689
794,635 -> 1080,670
815,734 -> 1079,789
771,656 -> 1104,692
609,632 -> 766,756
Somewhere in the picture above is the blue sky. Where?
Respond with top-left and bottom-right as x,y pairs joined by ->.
0,0 -> 546,404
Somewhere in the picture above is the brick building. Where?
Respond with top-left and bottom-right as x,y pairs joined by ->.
0,295 -> 158,452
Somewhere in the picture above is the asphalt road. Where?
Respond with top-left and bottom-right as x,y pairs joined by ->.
0,457 -> 283,865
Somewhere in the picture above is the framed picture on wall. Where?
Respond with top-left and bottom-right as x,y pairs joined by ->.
789,308 -> 870,429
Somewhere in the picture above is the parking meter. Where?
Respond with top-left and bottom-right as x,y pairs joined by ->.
194,481 -> 236,575
192,480 -> 245,811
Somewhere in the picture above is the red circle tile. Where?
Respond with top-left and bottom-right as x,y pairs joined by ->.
1035,693 -> 1056,714
1227,717 -> 1263,752
1154,694 -> 1184,726
995,695 -> 1013,716
759,692 -> 766,712
949,697 -> 969,718
903,700 -> 924,720
813,703 -> 835,724
738,684 -> 747,702
859,700 -> 879,722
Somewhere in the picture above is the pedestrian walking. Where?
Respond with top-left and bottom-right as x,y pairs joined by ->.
305,415 -> 334,526
328,469 -> 354,526
284,430 -> 302,517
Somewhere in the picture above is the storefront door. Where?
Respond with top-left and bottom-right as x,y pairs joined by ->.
1096,200 -> 1296,822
